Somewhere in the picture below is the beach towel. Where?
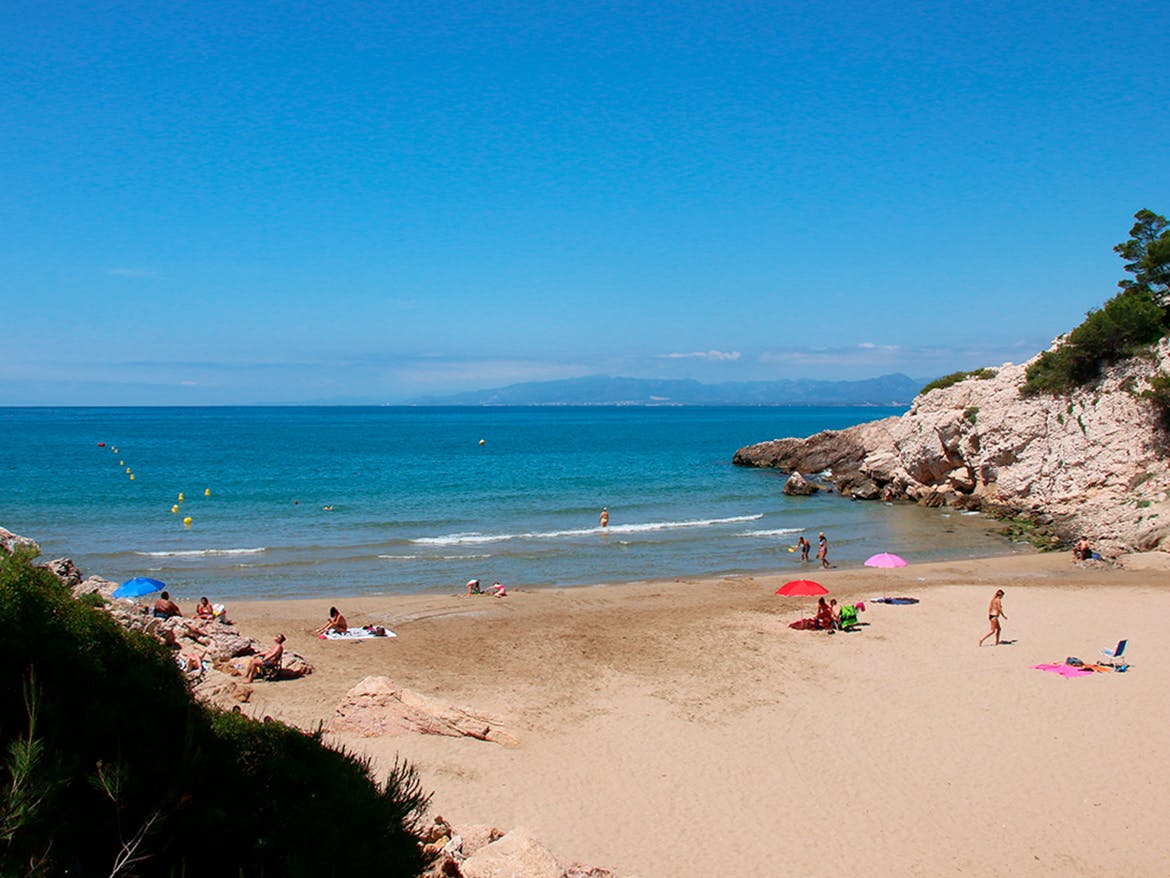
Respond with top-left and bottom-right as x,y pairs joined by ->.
321,627 -> 396,640
1031,662 -> 1094,678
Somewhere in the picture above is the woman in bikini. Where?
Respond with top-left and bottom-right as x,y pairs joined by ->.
316,606 -> 348,636
979,589 -> 1006,646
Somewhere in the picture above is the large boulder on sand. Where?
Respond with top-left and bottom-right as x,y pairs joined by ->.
329,675 -> 518,746
459,828 -> 561,878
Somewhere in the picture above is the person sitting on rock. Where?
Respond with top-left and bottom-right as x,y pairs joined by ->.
315,606 -> 348,636
244,634 -> 285,683
152,591 -> 182,619
196,596 -> 215,620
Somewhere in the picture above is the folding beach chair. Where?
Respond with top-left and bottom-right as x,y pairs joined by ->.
838,604 -> 859,630
255,655 -> 283,681
1100,639 -> 1128,667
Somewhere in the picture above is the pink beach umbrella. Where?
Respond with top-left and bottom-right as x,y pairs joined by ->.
864,552 -> 908,568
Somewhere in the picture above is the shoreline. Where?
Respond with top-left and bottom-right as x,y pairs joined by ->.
223,549 -> 1170,876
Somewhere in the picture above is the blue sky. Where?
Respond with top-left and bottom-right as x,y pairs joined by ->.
3,1 -> 1168,404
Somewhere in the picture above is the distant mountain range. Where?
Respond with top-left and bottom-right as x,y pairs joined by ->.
404,374 -> 925,406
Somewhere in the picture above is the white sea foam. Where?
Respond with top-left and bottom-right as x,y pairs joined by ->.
412,514 -> 764,546
135,547 -> 267,557
738,528 -> 804,538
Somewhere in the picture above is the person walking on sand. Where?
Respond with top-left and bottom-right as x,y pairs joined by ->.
817,532 -> 829,568
979,589 -> 1007,646
600,507 -> 609,528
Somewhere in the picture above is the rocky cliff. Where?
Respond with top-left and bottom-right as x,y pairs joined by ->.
734,340 -> 1170,558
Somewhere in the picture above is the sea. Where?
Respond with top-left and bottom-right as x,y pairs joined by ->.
0,406 -> 1026,602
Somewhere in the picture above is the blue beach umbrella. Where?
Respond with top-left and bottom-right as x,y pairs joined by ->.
113,576 -> 166,599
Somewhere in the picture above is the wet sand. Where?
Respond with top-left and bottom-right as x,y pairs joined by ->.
229,552 -> 1170,877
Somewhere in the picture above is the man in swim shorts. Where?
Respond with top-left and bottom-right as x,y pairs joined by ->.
979,589 -> 1006,646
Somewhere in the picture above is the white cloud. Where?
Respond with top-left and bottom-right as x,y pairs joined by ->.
661,350 -> 742,361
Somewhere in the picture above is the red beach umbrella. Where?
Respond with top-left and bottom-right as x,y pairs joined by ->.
865,552 -> 908,568
775,579 -> 828,596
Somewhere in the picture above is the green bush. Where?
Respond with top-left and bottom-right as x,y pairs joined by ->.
0,549 -> 431,878
920,368 -> 997,396
1139,372 -> 1170,430
1022,289 -> 1167,396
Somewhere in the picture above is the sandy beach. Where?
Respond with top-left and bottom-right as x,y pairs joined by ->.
229,552 -> 1170,877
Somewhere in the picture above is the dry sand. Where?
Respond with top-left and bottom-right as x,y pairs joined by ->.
230,552 -> 1170,877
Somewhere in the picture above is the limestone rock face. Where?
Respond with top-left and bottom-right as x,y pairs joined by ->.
735,344 -> 1170,558
782,471 -> 821,496
46,558 -> 83,588
0,526 -> 39,556
330,675 -> 519,746
459,828 -> 562,878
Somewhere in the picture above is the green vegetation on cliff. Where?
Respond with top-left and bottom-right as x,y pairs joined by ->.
1022,209 -> 1170,398
0,548 -> 431,878
920,368 -> 997,396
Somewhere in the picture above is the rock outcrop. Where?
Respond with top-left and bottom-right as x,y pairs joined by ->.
735,343 -> 1170,558
330,675 -> 518,746
782,471 -> 821,496
420,818 -> 620,878
0,526 -> 39,556
0,548 -> 314,708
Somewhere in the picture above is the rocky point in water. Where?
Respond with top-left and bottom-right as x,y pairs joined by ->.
734,341 -> 1170,559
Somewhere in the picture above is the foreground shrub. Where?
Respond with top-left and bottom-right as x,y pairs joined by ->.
0,548 -> 431,878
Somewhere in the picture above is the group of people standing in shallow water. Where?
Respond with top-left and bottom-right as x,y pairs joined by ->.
792,532 -> 831,568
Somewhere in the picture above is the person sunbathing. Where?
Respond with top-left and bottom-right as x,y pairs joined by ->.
152,591 -> 182,619
244,634 -> 285,683
315,606 -> 348,636
814,597 -> 834,631
196,596 -> 215,619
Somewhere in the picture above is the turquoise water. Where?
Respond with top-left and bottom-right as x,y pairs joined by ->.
0,407 -> 1022,601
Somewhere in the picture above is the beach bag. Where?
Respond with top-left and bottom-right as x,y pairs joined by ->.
1066,657 -> 1084,666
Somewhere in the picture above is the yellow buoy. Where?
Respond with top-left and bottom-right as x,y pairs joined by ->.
178,493 -> 185,502
171,505 -> 179,514
125,467 -> 132,474
119,460 -> 124,465
479,439 -> 485,446
129,474 -> 135,480
204,488 -> 211,497
183,516 -> 192,527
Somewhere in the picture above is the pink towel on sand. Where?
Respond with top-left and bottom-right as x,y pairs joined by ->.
1032,662 -> 1093,678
